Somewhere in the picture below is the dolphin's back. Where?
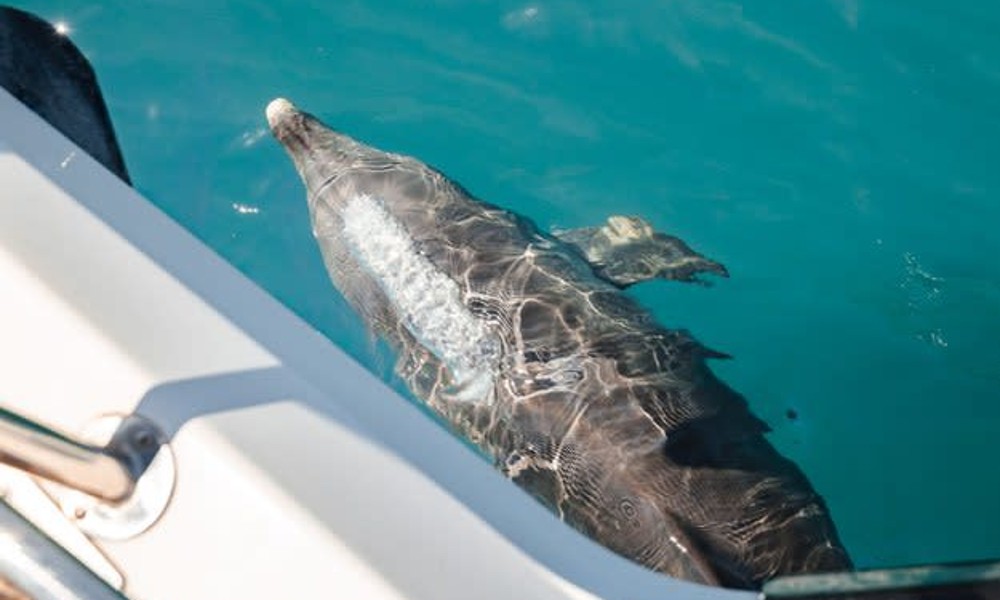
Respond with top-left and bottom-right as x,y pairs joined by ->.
399,188 -> 852,586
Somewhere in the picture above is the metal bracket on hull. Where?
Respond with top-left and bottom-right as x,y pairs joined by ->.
0,409 -> 175,541
41,414 -> 176,541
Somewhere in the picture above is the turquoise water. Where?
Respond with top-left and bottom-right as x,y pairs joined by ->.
15,0 -> 1000,572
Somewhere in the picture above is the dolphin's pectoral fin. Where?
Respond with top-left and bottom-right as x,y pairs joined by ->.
554,216 -> 728,288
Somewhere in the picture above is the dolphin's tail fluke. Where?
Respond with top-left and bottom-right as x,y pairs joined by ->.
0,6 -> 130,184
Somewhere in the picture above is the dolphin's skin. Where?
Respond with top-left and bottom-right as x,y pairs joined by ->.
0,5 -> 129,183
266,98 -> 851,589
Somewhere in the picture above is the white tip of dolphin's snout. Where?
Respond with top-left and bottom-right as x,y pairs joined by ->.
266,97 -> 297,128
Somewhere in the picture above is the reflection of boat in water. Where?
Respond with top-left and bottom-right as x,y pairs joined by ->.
0,7 -> 996,599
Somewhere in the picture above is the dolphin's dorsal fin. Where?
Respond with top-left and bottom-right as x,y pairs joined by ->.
553,216 -> 728,288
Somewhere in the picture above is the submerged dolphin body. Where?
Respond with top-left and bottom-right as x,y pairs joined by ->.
266,98 -> 851,589
0,5 -> 129,183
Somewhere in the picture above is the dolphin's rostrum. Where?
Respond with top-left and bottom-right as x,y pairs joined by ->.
266,97 -> 851,589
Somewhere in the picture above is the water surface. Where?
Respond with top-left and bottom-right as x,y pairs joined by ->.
14,0 -> 1000,572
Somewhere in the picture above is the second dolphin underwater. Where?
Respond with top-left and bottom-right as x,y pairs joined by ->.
266,98 -> 852,589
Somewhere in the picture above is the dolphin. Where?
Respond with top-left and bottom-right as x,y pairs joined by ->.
0,5 -> 129,183
266,97 -> 852,589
